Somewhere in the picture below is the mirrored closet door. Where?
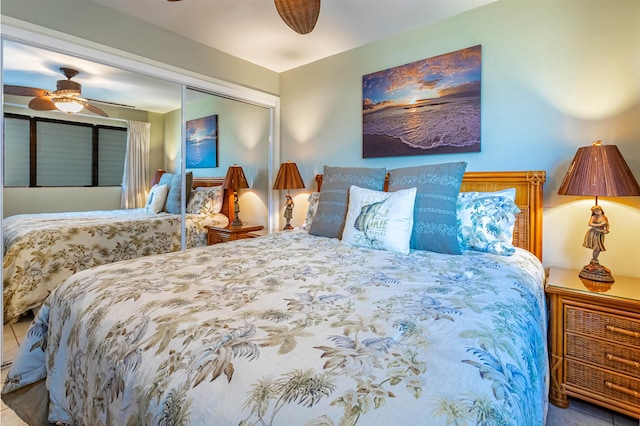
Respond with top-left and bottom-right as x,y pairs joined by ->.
2,34 -> 276,244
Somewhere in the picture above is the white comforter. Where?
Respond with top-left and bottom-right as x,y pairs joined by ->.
2,230 -> 548,425
3,208 -> 228,324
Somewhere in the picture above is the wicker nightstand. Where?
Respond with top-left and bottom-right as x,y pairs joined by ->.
546,266 -> 640,419
206,224 -> 264,245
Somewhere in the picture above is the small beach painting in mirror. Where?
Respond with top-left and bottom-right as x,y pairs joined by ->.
186,114 -> 218,168
362,45 -> 481,158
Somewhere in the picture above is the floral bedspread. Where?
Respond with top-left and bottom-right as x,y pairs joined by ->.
2,209 -> 228,324
2,230 -> 548,425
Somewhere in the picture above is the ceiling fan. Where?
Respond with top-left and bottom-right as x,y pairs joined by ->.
4,67 -> 110,117
167,0 -> 321,35
274,0 -> 321,34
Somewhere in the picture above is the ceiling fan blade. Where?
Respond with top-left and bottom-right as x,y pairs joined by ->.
28,96 -> 57,111
5,85 -> 49,97
81,101 -> 109,117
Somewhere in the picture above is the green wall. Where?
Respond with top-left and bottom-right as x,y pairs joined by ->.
279,0 -> 640,275
163,93 -> 272,227
3,0 -> 639,275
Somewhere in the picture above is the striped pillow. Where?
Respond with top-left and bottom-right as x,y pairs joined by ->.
388,162 -> 467,254
309,166 -> 387,239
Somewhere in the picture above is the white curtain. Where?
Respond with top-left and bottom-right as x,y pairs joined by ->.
120,120 -> 151,209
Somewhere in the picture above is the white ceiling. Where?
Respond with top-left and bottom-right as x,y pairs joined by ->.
2,0 -> 494,116
2,40 -> 184,114
90,0 -> 494,73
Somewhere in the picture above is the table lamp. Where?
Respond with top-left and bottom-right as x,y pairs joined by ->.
273,161 -> 305,230
223,164 -> 249,227
558,140 -> 640,283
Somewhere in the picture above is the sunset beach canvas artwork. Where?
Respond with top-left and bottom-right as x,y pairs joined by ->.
186,114 -> 218,168
363,45 -> 481,158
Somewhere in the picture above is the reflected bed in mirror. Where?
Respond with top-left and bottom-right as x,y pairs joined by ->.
2,177 -> 231,325
2,30 -> 278,325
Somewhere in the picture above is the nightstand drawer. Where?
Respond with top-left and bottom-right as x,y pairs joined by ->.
208,231 -> 230,244
566,359 -> 640,410
206,225 -> 264,245
547,267 -> 640,416
566,305 -> 640,348
566,333 -> 640,378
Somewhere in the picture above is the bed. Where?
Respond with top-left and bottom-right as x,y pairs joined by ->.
2,176 -> 232,325
2,167 -> 548,426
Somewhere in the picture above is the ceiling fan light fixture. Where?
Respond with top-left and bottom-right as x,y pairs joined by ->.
53,97 -> 84,114
5,67 -> 109,117
274,0 -> 320,34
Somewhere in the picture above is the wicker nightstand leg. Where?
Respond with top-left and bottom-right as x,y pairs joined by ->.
548,293 -> 569,408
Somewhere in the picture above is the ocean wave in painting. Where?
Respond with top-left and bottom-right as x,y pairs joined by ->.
363,97 -> 480,150
186,137 -> 217,168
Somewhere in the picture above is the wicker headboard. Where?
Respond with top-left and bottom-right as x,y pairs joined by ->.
315,170 -> 546,261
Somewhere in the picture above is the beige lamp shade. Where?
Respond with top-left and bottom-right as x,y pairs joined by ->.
223,164 -> 249,190
558,141 -> 640,199
273,161 -> 305,191
274,0 -> 320,34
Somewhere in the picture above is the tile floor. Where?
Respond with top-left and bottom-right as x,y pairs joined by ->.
2,316 -> 639,425
2,316 -> 30,426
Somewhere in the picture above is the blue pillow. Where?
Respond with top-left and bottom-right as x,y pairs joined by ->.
164,172 -> 193,214
309,166 -> 387,239
388,162 -> 467,254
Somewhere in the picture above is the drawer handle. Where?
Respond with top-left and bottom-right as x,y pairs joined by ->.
606,325 -> 640,339
606,353 -> 640,369
604,380 -> 640,399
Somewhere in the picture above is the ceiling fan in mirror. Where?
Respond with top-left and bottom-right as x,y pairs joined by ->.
3,67 -> 129,117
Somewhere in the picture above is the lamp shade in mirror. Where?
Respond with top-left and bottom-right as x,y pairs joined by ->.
223,164 -> 250,227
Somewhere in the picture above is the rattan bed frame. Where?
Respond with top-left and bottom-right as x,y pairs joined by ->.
315,170 -> 546,261
2,171 -> 545,424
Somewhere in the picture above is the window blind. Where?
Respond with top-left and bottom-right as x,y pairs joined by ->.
3,117 -> 30,186
36,121 -> 92,186
3,114 -> 127,187
98,128 -> 127,186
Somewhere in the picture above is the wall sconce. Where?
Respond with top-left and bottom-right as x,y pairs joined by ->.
558,140 -> 640,282
223,164 -> 250,227
273,161 -> 305,230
